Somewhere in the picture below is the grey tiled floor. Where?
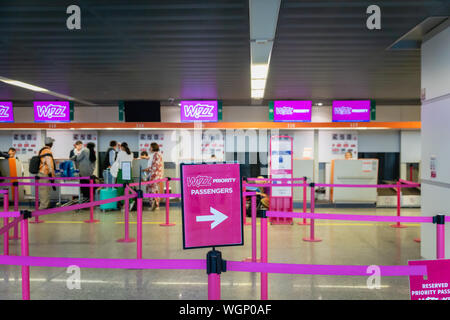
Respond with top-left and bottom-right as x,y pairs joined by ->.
0,205 -> 422,300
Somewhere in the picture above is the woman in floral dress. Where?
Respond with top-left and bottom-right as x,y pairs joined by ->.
144,142 -> 164,210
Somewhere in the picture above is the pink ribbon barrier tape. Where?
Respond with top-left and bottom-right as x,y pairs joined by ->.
18,182 -> 123,188
129,178 -> 168,187
0,211 -> 21,218
0,256 -> 426,277
243,192 -> 257,196
247,178 -> 306,182
0,183 -> 13,187
0,176 -> 91,181
0,256 -> 206,270
266,211 -> 434,223
0,217 -> 22,236
227,261 -> 427,277
143,193 -> 181,199
246,183 -> 420,188
33,194 -> 137,218
0,190 -> 8,194
399,179 -> 421,186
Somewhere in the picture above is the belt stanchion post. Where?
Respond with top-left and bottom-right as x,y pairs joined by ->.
391,180 -> 407,229
3,192 -> 9,255
298,177 -> 310,226
11,181 -> 20,240
117,185 -> 136,243
243,194 -> 259,262
434,214 -> 446,259
84,177 -> 99,224
20,210 -> 32,300
30,176 -> 43,224
303,183 -> 322,242
207,248 -> 226,300
242,178 -> 250,226
160,178 -> 175,227
136,189 -> 143,259
260,211 -> 268,300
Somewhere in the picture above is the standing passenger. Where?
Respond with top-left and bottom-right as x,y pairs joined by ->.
38,137 -> 56,209
144,142 -> 164,211
112,142 -> 134,206
72,142 -> 97,200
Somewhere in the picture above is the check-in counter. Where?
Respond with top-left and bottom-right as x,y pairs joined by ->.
330,159 -> 379,204
0,158 -> 26,202
293,159 -> 314,202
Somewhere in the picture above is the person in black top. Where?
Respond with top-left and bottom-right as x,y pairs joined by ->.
103,140 -> 118,169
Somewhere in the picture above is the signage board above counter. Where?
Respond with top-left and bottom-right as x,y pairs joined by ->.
33,101 -> 71,123
180,100 -> 222,122
0,101 -> 14,122
270,100 -> 312,122
332,100 -> 371,122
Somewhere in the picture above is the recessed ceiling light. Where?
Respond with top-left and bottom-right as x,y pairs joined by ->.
251,64 -> 269,79
251,89 -> 265,99
251,79 -> 266,90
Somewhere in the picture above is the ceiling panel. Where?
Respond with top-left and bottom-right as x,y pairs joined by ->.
265,0 -> 450,104
0,0 -> 251,105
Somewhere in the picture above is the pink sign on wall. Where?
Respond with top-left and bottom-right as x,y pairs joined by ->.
180,100 -> 218,122
409,259 -> 450,300
181,163 -> 243,249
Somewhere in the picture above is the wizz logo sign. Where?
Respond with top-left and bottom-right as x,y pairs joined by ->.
0,105 -> 11,118
36,104 -> 67,119
334,106 -> 352,115
276,107 -> 294,115
183,104 -> 214,119
187,176 -> 212,188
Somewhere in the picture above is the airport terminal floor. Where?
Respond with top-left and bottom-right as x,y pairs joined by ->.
1,0 -> 450,311
0,205 -> 422,300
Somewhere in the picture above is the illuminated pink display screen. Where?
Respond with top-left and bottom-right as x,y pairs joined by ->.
332,100 -> 371,122
181,163 -> 243,249
273,100 -> 312,122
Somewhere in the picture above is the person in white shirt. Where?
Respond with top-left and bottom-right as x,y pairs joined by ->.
111,142 -> 134,207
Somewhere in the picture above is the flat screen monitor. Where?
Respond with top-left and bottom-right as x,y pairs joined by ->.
273,100 -> 312,122
33,101 -> 70,122
332,100 -> 371,122
180,100 -> 218,122
124,100 -> 161,122
0,102 -> 14,122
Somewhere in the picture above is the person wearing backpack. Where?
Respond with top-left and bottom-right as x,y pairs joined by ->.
37,137 -> 56,210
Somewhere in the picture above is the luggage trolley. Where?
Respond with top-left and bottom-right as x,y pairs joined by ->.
54,159 -> 83,208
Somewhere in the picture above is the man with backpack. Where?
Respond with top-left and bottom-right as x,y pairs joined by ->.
36,137 -> 56,209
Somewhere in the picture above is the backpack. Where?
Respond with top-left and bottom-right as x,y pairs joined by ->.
29,147 -> 54,175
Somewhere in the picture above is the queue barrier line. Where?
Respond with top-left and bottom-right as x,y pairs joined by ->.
0,211 -> 21,218
265,211 -> 434,223
142,193 -> 181,198
246,177 -> 306,182
0,176 -> 91,180
399,179 -> 421,186
18,182 -> 124,188
0,216 -> 22,236
33,194 -> 137,218
0,255 -> 427,276
0,190 -> 8,194
245,183 -> 420,188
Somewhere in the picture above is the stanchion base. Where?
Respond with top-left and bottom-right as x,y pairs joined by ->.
390,224 -> 407,229
242,257 -> 261,262
302,237 -> 322,242
84,219 -> 100,224
159,223 -> 176,227
30,220 -> 45,224
414,238 -> 421,243
297,221 -> 311,226
117,238 -> 136,243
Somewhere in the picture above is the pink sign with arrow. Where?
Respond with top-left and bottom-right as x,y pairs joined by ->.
181,163 -> 243,249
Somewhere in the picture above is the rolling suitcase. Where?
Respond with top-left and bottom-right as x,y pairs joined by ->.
99,169 -> 118,211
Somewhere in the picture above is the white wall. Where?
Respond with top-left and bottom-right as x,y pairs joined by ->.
420,23 -> 450,259
400,130 -> 421,163
358,131 -> 400,153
